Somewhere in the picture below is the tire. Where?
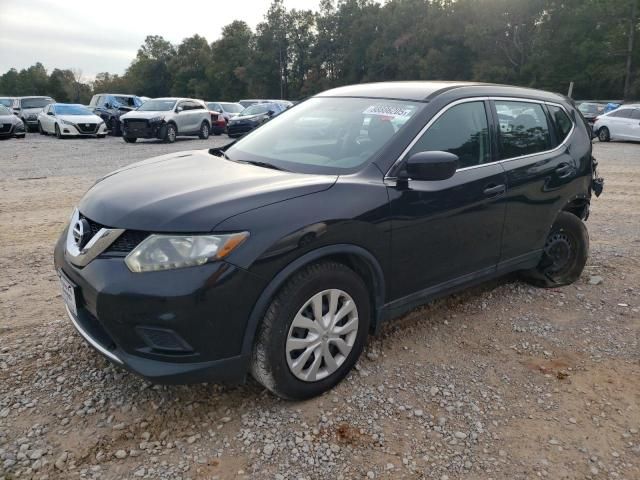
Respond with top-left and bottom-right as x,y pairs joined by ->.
15,134 -> 25,139
123,136 -> 137,143
97,134 -> 106,139
521,211 -> 589,288
38,122 -> 44,135
199,121 -> 210,139
598,127 -> 610,142
108,118 -> 120,136
165,123 -> 177,143
55,124 -> 62,139
250,261 -> 371,400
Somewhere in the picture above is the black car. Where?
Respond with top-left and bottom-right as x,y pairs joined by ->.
54,81 -> 601,400
89,94 -> 143,136
227,102 -> 290,138
0,104 -> 26,139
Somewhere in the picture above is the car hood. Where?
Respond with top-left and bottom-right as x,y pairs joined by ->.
79,149 -> 337,232
57,114 -> 102,123
22,107 -> 44,115
0,114 -> 19,124
120,110 -> 168,120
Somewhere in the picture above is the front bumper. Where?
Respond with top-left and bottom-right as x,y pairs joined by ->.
0,123 -> 24,138
227,122 -> 257,137
122,119 -> 166,139
60,123 -> 107,136
54,228 -> 267,384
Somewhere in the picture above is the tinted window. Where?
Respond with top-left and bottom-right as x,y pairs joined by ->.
138,100 -> 176,111
495,100 -> 551,159
190,101 -> 204,110
408,101 -> 490,169
610,109 -> 632,118
548,105 -> 573,143
632,109 -> 640,120
0,98 -> 13,107
55,104 -> 93,115
21,97 -> 53,109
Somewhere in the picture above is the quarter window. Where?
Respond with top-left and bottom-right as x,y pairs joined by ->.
548,105 -> 573,144
495,100 -> 551,159
407,101 -> 490,169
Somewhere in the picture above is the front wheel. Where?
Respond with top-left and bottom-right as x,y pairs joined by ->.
598,127 -> 610,142
38,122 -> 46,135
199,121 -> 210,139
521,212 -> 589,288
123,136 -> 137,143
55,124 -> 62,139
165,123 -> 177,143
250,262 -> 370,400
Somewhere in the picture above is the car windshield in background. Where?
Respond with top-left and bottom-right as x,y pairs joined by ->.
55,105 -> 93,116
114,96 -> 141,108
225,97 -> 422,174
0,98 -> 12,107
240,104 -> 272,116
578,103 -> 602,115
137,99 -> 176,111
21,98 -> 53,109
220,103 -> 243,113
0,105 -> 11,115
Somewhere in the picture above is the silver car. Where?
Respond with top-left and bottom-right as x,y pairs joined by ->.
119,97 -> 212,143
11,96 -> 55,131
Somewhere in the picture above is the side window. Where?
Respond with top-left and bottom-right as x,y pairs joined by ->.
191,101 -> 204,110
407,101 -> 490,169
632,109 -> 640,120
177,101 -> 187,111
495,100 -> 551,159
610,109 -> 632,118
548,105 -> 573,144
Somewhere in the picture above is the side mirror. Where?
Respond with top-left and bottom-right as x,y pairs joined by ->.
401,151 -> 458,181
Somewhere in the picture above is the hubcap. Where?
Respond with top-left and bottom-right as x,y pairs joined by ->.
544,232 -> 573,274
286,289 -> 359,382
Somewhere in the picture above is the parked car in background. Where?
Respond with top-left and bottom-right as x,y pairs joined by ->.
203,104 -> 227,135
238,99 -> 293,109
227,101 -> 290,138
0,97 -> 13,108
206,101 -> 244,125
120,98 -> 211,143
11,96 -> 55,131
89,94 -> 143,136
37,103 -> 107,139
54,81 -> 600,399
577,102 -> 606,125
593,104 -> 640,142
0,104 -> 25,139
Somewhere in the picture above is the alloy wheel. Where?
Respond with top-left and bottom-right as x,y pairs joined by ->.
286,289 -> 359,382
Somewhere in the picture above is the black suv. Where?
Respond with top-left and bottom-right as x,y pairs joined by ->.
54,82 -> 601,399
89,94 -> 143,136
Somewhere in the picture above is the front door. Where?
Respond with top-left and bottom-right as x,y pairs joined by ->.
387,100 -> 506,301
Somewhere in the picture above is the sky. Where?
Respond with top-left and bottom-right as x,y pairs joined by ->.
0,0 -> 322,79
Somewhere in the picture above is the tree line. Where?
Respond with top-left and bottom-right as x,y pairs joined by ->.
1,0 -> 638,103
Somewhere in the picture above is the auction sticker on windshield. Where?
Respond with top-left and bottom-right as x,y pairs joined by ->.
363,104 -> 415,118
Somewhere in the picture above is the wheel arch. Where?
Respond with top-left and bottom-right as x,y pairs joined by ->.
561,195 -> 590,221
240,244 -> 386,357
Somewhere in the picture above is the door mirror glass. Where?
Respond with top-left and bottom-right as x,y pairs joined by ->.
403,151 -> 458,181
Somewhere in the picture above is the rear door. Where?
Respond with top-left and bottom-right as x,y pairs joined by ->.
607,108 -> 633,139
189,101 -> 207,132
174,101 -> 190,133
630,109 -> 640,140
493,99 -> 576,269
388,99 -> 507,300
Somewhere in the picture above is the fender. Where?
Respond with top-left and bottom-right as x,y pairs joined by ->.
240,244 -> 386,356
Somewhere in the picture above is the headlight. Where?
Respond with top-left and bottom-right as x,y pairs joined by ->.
148,116 -> 164,123
125,232 -> 249,273
60,119 -> 75,126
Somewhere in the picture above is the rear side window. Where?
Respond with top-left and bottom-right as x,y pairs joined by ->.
408,101 -> 490,169
610,109 -> 633,118
548,105 -> 573,144
495,100 -> 551,159
632,109 -> 640,119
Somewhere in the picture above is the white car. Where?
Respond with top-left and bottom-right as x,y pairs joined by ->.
593,104 -> 640,142
38,104 -> 107,139
119,97 -> 211,143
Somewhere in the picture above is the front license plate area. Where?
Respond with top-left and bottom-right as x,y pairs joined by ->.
58,270 -> 78,317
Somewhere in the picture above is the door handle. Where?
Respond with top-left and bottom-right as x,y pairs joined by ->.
556,163 -> 572,178
483,184 -> 506,197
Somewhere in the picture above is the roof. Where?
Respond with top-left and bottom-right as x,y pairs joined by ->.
94,93 -> 139,97
317,81 -> 567,103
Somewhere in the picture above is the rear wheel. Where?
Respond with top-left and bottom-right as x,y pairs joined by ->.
521,212 -> 589,288
165,123 -> 177,143
250,262 -> 370,400
199,121 -> 210,139
123,136 -> 137,143
598,126 -> 610,142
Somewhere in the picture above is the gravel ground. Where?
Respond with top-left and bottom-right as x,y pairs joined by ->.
0,134 -> 639,480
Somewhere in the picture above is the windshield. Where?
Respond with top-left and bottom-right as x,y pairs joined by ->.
220,102 -> 243,113
137,99 -> 176,111
0,105 -> 11,115
21,97 -> 53,109
113,96 -> 141,108
240,104 -> 274,116
0,98 -> 12,107
55,104 -> 93,116
226,97 -> 423,174
578,103 -> 601,115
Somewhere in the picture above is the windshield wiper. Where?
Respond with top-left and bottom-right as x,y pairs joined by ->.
238,160 -> 288,171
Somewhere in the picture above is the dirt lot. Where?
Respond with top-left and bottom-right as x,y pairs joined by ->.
0,134 -> 639,480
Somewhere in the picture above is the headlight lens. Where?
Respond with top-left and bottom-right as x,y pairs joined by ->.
60,119 -> 74,126
125,232 -> 249,273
